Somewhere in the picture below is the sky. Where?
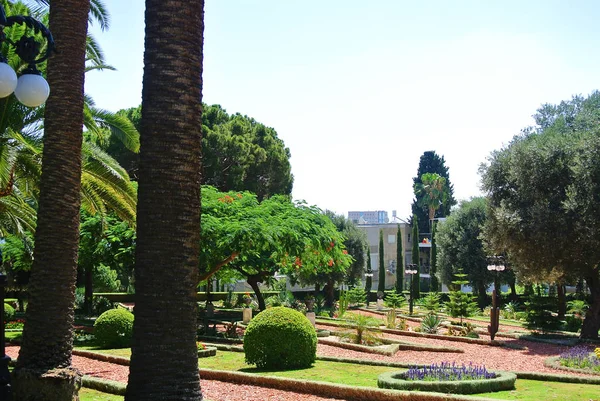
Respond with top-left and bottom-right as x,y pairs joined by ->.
85,1 -> 600,220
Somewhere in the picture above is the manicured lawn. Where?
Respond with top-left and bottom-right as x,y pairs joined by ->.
80,388 -> 123,401
76,348 -> 600,401
479,379 -> 600,401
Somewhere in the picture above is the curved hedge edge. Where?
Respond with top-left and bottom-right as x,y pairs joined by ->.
199,368 -> 506,401
317,355 -> 422,368
198,347 -> 217,358
541,359 -> 600,379
515,335 -> 579,346
73,349 -> 130,366
197,335 -> 244,344
377,370 -> 516,395
383,338 -> 464,353
82,375 -> 126,396
204,343 -> 245,352
318,338 -> 399,356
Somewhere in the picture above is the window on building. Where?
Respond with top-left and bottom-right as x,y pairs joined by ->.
388,234 -> 395,244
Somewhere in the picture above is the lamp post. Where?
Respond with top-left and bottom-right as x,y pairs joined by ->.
364,270 -> 373,306
405,264 -> 418,315
0,4 -> 55,107
487,256 -> 506,341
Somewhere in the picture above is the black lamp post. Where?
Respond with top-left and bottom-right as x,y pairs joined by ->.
405,264 -> 418,315
487,256 -> 506,304
1,273 -> 10,400
0,4 -> 55,107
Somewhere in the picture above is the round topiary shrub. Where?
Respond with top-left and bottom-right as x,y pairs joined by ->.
4,303 -> 15,321
93,308 -> 134,348
244,306 -> 316,369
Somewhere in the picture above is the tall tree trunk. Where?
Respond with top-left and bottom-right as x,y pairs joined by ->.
556,283 -> 566,320
325,279 -> 335,308
476,281 -> 487,309
247,276 -> 265,311
581,270 -> 600,340
509,276 -> 517,302
14,1 -> 89,400
125,1 -> 204,400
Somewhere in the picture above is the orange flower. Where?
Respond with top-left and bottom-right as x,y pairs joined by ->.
342,250 -> 348,255
328,259 -> 334,267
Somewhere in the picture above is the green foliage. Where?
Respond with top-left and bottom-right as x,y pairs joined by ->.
480,92 -> 600,338
384,291 -> 406,310
567,300 -> 589,318
93,308 -> 134,348
411,151 -> 457,234
445,272 -> 479,324
502,301 -> 521,320
411,215 -> 420,298
378,370 -> 516,394
0,233 -> 34,272
347,286 -> 366,307
325,211 -> 368,286
420,313 -> 443,334
524,295 -> 562,333
378,229 -> 385,292
420,292 -> 441,314
339,312 -> 382,345
243,307 -> 316,369
395,225 -> 403,293
4,303 -> 15,321
414,173 -> 447,222
337,289 -> 349,318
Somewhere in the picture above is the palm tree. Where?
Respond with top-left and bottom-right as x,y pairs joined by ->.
13,0 -> 91,399
414,172 -> 447,228
125,1 -> 204,400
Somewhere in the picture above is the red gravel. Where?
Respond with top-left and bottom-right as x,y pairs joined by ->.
6,326 -> 594,401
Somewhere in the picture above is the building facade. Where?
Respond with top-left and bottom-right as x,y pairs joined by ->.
348,210 -> 389,225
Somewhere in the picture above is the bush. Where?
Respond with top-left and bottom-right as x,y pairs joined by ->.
524,295 -> 561,333
420,314 -> 442,334
4,303 -> 15,321
94,308 -> 134,348
244,306 -> 316,369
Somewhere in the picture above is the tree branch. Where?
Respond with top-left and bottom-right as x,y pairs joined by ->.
198,252 -> 239,282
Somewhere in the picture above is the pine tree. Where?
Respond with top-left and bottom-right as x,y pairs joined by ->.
395,224 -> 403,294
378,229 -> 385,292
445,270 -> 478,325
412,215 -> 420,298
430,220 -> 439,292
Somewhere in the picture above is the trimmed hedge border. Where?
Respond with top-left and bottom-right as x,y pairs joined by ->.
544,357 -> 600,377
318,338 -> 400,356
514,370 -> 600,384
377,370 -> 516,394
199,368 -> 505,401
204,343 -> 244,352
73,349 -> 130,366
198,347 -> 217,358
82,375 -> 126,395
197,335 -> 244,344
326,331 -> 464,353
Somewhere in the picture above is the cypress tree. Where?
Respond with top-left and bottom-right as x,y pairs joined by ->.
378,229 -> 385,292
430,220 -> 439,292
365,247 -> 372,303
412,215 -> 421,298
395,224 -> 403,294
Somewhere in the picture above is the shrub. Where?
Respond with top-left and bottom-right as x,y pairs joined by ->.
339,312 -> 382,345
93,296 -> 116,315
4,303 -> 15,322
94,308 -> 134,348
244,307 -> 316,369
559,346 -> 600,372
347,286 -> 366,308
420,314 -> 442,334
524,295 -> 561,333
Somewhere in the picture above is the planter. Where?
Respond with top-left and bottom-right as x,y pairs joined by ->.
377,370 -> 516,394
198,346 -> 217,358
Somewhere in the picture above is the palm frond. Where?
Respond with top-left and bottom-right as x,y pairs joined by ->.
0,193 -> 37,236
87,107 -> 140,153
89,0 -> 110,31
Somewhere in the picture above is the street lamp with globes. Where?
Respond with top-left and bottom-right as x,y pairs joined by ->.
405,263 -> 418,315
0,4 -> 55,107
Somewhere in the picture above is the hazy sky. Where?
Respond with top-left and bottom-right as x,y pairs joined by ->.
85,1 -> 600,220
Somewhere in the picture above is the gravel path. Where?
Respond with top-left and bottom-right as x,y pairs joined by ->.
5,327 -> 593,401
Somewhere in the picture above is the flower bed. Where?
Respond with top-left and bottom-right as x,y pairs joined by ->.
198,347 -> 217,358
377,363 -> 516,394
544,346 -> 600,375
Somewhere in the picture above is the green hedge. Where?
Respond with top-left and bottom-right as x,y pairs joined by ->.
377,370 -> 516,394
244,307 -> 317,369
93,308 -> 134,348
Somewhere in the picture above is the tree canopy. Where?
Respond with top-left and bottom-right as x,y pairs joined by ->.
480,91 -> 600,339
411,151 -> 456,234
112,104 -> 293,200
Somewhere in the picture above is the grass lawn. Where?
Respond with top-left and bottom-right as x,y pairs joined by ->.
74,348 -> 600,401
479,379 -> 600,401
80,388 -> 123,401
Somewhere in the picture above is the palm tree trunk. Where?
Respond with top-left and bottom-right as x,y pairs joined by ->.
13,1 -> 90,400
125,1 -> 204,400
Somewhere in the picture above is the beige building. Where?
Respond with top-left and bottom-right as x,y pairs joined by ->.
357,219 -> 431,291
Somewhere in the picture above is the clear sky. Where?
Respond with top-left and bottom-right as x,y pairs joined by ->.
85,1 -> 600,220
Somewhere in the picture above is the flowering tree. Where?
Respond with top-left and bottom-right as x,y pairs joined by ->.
199,186 -> 351,309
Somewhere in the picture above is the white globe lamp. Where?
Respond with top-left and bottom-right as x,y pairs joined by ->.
14,73 -> 50,107
0,62 -> 17,98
